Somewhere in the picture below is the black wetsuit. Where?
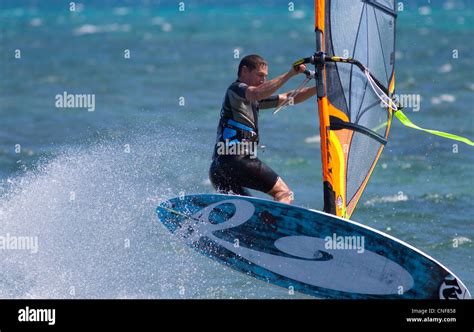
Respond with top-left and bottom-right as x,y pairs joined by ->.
209,80 -> 280,196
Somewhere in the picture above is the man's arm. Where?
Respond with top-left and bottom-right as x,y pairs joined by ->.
278,86 -> 316,105
245,66 -> 305,102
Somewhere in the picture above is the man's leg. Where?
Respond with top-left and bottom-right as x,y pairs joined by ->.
267,177 -> 294,204
209,157 -> 252,196
212,156 -> 292,204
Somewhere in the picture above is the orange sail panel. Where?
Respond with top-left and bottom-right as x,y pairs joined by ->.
315,0 -> 397,219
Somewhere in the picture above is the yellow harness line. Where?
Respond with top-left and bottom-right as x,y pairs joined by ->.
394,110 -> 474,146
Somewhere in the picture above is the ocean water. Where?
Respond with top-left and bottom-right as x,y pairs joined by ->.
0,0 -> 472,298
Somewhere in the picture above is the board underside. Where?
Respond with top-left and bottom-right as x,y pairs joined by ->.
156,194 -> 471,299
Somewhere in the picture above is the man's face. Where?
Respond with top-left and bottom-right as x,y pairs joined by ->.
240,64 -> 268,87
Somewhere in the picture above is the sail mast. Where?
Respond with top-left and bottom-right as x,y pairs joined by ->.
315,0 -> 343,217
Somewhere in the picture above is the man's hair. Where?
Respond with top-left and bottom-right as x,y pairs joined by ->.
238,54 -> 267,77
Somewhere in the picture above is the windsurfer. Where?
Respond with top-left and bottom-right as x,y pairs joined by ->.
209,54 -> 316,204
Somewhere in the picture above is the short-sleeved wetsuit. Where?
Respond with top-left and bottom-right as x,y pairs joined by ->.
209,80 -> 280,196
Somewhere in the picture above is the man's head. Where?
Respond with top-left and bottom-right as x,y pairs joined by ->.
238,54 -> 268,87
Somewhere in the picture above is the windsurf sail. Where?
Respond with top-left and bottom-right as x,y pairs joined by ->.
274,0 -> 473,219
313,0 -> 397,218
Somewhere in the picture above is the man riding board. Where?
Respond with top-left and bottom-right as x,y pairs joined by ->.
209,54 -> 316,204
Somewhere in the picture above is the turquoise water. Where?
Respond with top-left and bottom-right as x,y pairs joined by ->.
0,0 -> 472,298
